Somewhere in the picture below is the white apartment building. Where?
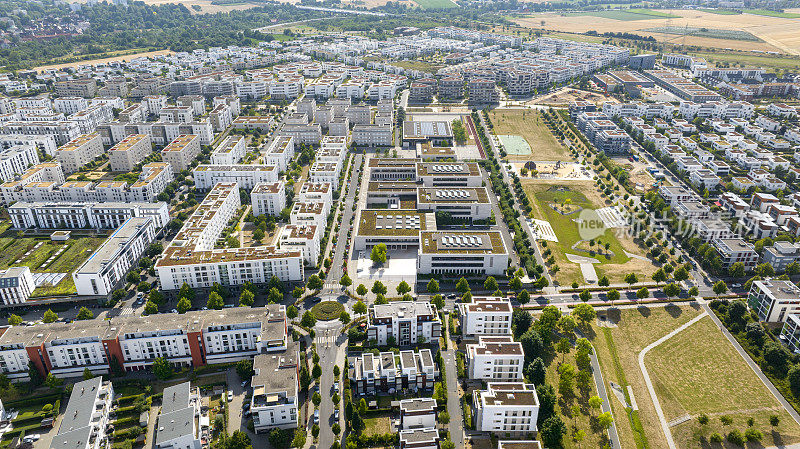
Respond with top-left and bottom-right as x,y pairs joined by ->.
155,382 -> 202,449
158,106 -> 194,124
466,336 -> 524,381
748,279 -> 800,323
309,161 -> 342,190
155,183 -> 303,290
55,132 -> 104,174
73,217 -> 156,297
713,238 -> 759,271
210,135 -> 245,165
193,164 -> 279,190
366,302 -> 442,346
473,382 -> 539,436
8,201 -> 169,230
290,201 -> 328,230
352,124 -> 392,147
209,103 -> 233,132
108,134 -> 152,172
457,297 -> 513,336
0,134 -> 58,156
349,349 -> 438,395
264,136 -> 295,172
144,95 -> 168,116
399,398 -> 437,430
45,335 -> 109,378
51,378 -> 113,449
251,344 -> 300,432
0,120 -> 81,145
161,134 -> 201,173
418,231 -> 508,276
0,145 -> 38,182
279,225 -> 320,266
0,266 -> 36,305
298,182 -> 332,205
278,123 -> 322,146
53,97 -> 88,115
251,181 -> 286,216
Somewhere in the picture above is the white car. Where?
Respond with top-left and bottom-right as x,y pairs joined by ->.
227,391 -> 234,402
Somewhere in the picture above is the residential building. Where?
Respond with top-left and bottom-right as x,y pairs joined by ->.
56,132 -> 104,174
8,201 -> 169,230
210,135 -> 246,166
349,349 -> 438,395
0,145 -> 39,183
264,136 -> 295,172
161,134 -> 201,173
473,382 -> 539,435
366,302 -> 442,346
193,165 -> 279,190
763,242 -> 800,272
155,382 -> 202,449
399,398 -> 437,429
748,279 -> 800,323
251,343 -> 300,432
108,134 -> 152,172
278,225 -> 320,266
466,336 -> 524,381
251,181 -> 286,217
457,297 -> 512,336
0,266 -> 36,305
353,124 -> 392,147
713,238 -> 759,270
51,378 -> 113,449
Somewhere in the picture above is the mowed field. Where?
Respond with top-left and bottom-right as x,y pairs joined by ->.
488,109 -> 569,161
514,9 -> 800,54
34,49 -> 174,71
647,315 -> 800,448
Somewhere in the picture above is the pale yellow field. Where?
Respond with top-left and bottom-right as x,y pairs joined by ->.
35,49 -> 175,71
514,9 -> 800,55
71,0 -> 261,14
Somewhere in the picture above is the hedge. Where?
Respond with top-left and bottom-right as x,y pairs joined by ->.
4,393 -> 62,409
113,416 -> 139,427
4,423 -> 41,438
115,393 -> 145,405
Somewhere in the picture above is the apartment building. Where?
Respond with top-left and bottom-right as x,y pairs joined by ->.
108,134 -> 152,172
416,187 -> 492,221
0,162 -> 65,204
155,183 -> 303,290
0,145 -> 38,182
155,382 -> 202,449
418,230 -> 508,276
278,225 -> 320,266
209,103 -> 233,132
73,217 -> 156,297
56,132 -> 104,174
298,182 -> 333,205
251,181 -> 286,217
210,135 -> 246,165
264,136 -> 295,172
468,78 -> 500,104
713,238 -> 759,271
159,106 -> 194,124
251,342 -> 299,432
762,242 -> 800,272
290,201 -> 328,230
399,398 -> 437,429
309,161 -> 342,189
129,162 -> 174,202
193,164 -> 279,190
55,79 -> 97,98
161,134 -> 201,173
8,201 -> 169,230
467,335 -> 524,381
0,120 -> 81,145
473,382 -> 539,436
438,75 -> 465,99
177,95 -> 205,115
457,297 -> 512,336
0,266 -> 36,305
0,134 -> 58,156
233,116 -> 274,132
279,123 -> 322,146
349,349 -> 438,395
748,279 -> 800,323
352,124 -> 392,147
366,302 -> 442,346
51,378 -> 113,449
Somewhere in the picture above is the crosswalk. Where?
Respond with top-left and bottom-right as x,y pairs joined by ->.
323,282 -> 341,291
118,306 -> 136,317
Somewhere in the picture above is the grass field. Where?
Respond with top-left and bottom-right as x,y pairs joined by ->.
489,109 -> 568,161
411,0 -> 456,9
391,60 -> 444,73
362,414 -> 391,436
645,26 -> 761,41
691,51 -> 800,70
524,181 -> 654,285
568,9 -> 679,21
590,305 -> 704,449
745,8 -> 800,18
696,8 -> 741,15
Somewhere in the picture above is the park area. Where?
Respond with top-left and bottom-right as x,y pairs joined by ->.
589,305 -> 800,449
311,300 -> 345,321
0,221 -> 106,296
488,109 -> 569,161
524,181 -> 655,286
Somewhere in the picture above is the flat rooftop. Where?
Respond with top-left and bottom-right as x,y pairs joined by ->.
420,231 -> 505,255
416,162 -> 480,177
357,209 -> 429,236
417,187 -> 489,204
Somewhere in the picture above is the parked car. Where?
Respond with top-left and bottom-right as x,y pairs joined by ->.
334,408 -> 339,420
227,391 -> 234,402
313,410 -> 319,424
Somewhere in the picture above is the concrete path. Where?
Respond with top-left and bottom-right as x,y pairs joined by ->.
638,311 -> 708,449
703,303 -> 800,427
577,329 -> 621,449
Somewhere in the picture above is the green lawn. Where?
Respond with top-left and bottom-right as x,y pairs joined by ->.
690,51 -> 800,70
362,415 -> 391,436
568,9 -> 678,20
411,0 -> 457,9
489,109 -> 569,161
744,8 -> 800,18
392,60 -> 444,73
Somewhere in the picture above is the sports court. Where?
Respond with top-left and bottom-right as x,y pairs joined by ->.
498,135 -> 532,155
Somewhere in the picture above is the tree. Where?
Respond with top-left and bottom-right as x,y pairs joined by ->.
177,297 -> 193,314
432,294 -> 445,310
438,411 -> 450,424
598,276 -> 610,287
240,289 -> 255,307
333,365 -> 340,379
673,266 -> 689,282
375,294 -> 388,305
688,286 -> 699,297
207,292 -> 224,310
663,283 -> 680,299
788,365 -> 800,397
606,289 -> 620,302
43,309 -> 58,323
268,287 -> 282,304
579,289 -> 591,302
370,243 -> 387,265
513,310 -> 533,338
312,364 -> 322,379
396,280 -> 411,295
268,429 -> 292,449
358,398 -> 367,415
332,393 -> 340,405
152,357 -> 173,380
525,358 -> 546,385
440,440 -> 455,449
301,311 -> 316,328
339,311 -> 351,325
521,329 -> 544,360
624,273 -> 638,288
518,289 -> 531,304
332,423 -> 341,435
149,289 -> 165,305
588,395 -> 603,414
484,276 -> 498,292
456,277 -> 470,295
509,276 -> 523,291
312,392 -> 321,407
598,412 -> 614,431
356,284 -> 368,297
228,431 -> 253,449
307,274 -> 323,291
713,280 -> 728,296
573,303 -> 596,327
770,415 -> 780,427
144,301 -> 158,315
636,287 -> 649,299
236,359 -> 254,379
179,283 -> 195,301
371,281 -> 387,295
287,305 -> 298,320
557,338 -> 571,364
339,274 -> 352,288
127,271 -> 140,284
558,315 -> 576,336
651,268 -> 667,284
292,286 -> 304,300
353,300 -> 367,315
83,367 -> 94,380
427,279 -> 439,294
540,416 -> 567,448
76,307 -> 93,320
44,373 -> 62,389
311,425 -> 320,439
7,314 -> 21,326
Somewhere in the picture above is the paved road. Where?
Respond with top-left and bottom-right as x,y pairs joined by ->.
443,343 -> 464,447
326,153 -> 362,289
226,367 -> 247,437
577,329 -> 621,449
316,319 -> 345,449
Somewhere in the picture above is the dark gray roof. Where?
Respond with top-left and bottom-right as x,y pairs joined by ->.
58,377 -> 104,435
156,406 -> 196,445
161,382 -> 191,415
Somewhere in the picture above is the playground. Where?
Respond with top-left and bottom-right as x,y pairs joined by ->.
511,160 -> 593,181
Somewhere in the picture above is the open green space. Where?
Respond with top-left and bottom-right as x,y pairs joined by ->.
498,135 -> 532,155
744,8 -> 800,18
311,301 -> 345,321
489,109 -> 568,161
362,414 -> 391,436
646,316 -> 800,447
411,0 -> 457,9
392,60 -> 445,73
696,8 -> 741,14
568,9 -> 679,21
645,26 -> 760,41
689,51 -> 800,70
0,225 -> 104,273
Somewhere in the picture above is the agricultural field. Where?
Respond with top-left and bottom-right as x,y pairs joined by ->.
34,49 -> 174,71
488,109 -> 569,161
411,0 -> 457,9
647,316 -> 800,448
644,26 -> 760,41
523,181 -> 655,285
689,51 -> 800,71
567,9 -> 679,21
744,8 -> 800,18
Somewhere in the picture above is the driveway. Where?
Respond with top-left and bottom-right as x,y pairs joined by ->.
226,367 -> 247,437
